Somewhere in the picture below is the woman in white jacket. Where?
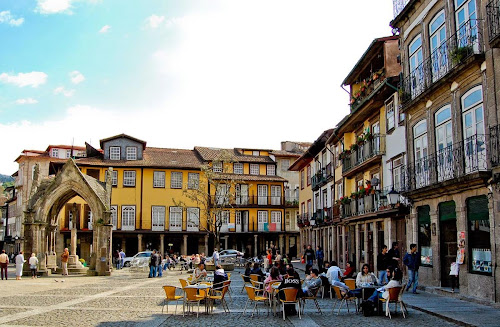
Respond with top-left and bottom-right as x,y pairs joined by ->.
15,251 -> 26,280
366,267 -> 403,302
29,253 -> 39,279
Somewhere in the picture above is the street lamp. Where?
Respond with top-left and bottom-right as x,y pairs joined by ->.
387,189 -> 400,208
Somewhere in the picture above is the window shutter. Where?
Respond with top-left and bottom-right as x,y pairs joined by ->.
418,205 -> 431,224
467,196 -> 489,222
439,201 -> 456,221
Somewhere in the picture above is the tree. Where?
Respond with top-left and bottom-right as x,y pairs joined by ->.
175,150 -> 244,252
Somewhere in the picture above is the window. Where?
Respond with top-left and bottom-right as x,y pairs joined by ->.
337,183 -> 343,200
413,120 -> 429,188
392,157 -> 403,191
409,35 -> 424,98
110,146 -> 121,160
334,145 -> 340,167
467,196 -> 491,274
216,184 -> 229,205
152,206 -> 165,231
65,150 -> 71,158
267,165 -> 276,176
111,170 -> 118,186
153,171 -> 165,188
213,162 -> 223,173
126,147 -> 137,160
461,86 -> 486,173
307,165 -> 311,185
455,0 -> 477,48
187,207 -> 199,231
169,207 -> 182,231
435,105 -> 453,181
188,173 -> 199,189
235,184 -> 248,205
271,185 -> 281,205
257,211 -> 268,231
121,206 -> 135,230
250,164 -> 259,175
386,98 -> 395,131
110,205 -> 117,230
270,211 -> 282,231
307,200 -> 312,219
253,151 -> 260,156
171,172 -> 183,189
258,185 -> 268,205
281,159 -> 290,171
123,171 -> 136,187
233,163 -> 243,174
300,170 -> 305,189
418,206 -> 432,266
51,148 -> 59,158
218,211 -> 230,232
430,10 -> 447,81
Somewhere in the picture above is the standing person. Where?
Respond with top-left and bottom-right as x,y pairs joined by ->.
271,244 -> 277,257
265,249 -> 272,272
119,249 -> 126,269
403,244 -> 420,294
157,252 -> 163,277
212,249 -> 219,267
275,250 -> 282,262
377,245 -> 391,285
15,251 -> 26,280
149,250 -> 158,278
114,250 -> 120,270
29,253 -> 39,279
61,248 -> 69,276
387,242 -> 401,269
450,261 -> 459,292
316,246 -> 324,270
0,250 -> 9,280
303,245 -> 315,267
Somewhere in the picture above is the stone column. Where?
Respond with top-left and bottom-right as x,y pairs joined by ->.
254,234 -> 258,257
204,235 -> 209,255
223,236 -> 228,250
430,206 -> 439,285
455,200 -> 468,295
279,234 -> 284,255
355,224 -> 360,270
138,234 -> 143,252
341,226 -> 346,267
70,228 -> 77,256
160,234 -> 165,257
364,223 -> 368,266
373,221 -> 379,272
183,235 -> 188,255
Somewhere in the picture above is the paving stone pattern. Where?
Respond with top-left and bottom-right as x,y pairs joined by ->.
0,267 -> 458,327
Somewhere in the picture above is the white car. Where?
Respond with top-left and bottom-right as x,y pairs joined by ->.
206,249 -> 244,263
123,251 -> 153,267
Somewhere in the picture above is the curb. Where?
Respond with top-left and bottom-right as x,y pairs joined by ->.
405,304 -> 476,327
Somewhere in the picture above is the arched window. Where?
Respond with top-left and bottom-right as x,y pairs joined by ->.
461,85 -> 486,172
413,120 -> 429,188
429,10 -> 447,81
435,105 -> 453,181
409,35 -> 424,97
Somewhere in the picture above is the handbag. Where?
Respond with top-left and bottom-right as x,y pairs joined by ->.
301,256 -> 305,264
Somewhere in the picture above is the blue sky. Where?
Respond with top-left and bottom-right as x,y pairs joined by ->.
0,0 -> 394,173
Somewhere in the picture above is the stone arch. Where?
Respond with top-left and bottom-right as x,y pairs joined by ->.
24,159 -> 113,276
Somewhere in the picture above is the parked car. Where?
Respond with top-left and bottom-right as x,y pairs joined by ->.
122,251 -> 153,267
205,249 -> 244,263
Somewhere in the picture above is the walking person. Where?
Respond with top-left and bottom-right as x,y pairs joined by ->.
119,249 -> 126,269
29,253 -> 39,279
388,241 -> 401,268
61,248 -> 69,276
316,246 -> 324,270
377,245 -> 391,285
403,244 -> 420,294
212,249 -> 219,267
0,250 -> 9,280
149,250 -> 158,278
450,261 -> 459,292
303,245 -> 315,267
114,250 -> 120,270
15,251 -> 26,280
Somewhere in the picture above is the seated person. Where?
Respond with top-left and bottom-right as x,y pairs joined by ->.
213,265 -> 228,288
331,279 -> 358,298
302,269 -> 322,297
190,263 -> 207,284
367,267 -> 402,303
250,262 -> 265,280
243,262 -> 252,282
278,267 -> 303,298
320,261 -> 330,274
326,261 -> 341,285
355,264 -> 379,288
264,266 -> 282,294
342,261 -> 356,280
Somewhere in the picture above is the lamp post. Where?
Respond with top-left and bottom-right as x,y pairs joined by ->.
387,189 -> 400,208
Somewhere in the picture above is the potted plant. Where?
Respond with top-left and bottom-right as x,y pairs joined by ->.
350,143 -> 358,152
357,136 -> 365,145
451,45 -> 472,64
350,192 -> 358,199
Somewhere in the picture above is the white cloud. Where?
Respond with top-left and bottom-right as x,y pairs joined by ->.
69,71 -> 85,84
144,14 -> 165,29
0,71 -> 48,88
98,25 -> 110,33
36,0 -> 72,14
54,86 -> 75,97
0,11 -> 24,26
15,98 -> 38,105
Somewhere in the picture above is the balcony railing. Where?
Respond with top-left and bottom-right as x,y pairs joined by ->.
400,19 -> 483,107
490,125 -> 500,167
209,195 -> 285,207
297,213 -> 310,228
401,134 -> 488,192
340,188 -> 395,218
487,0 -> 500,43
342,135 -> 386,174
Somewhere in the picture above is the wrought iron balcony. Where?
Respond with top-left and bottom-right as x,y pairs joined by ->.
490,125 -> 500,167
340,191 -> 391,219
401,134 -> 489,193
297,213 -> 310,228
487,0 -> 500,44
342,134 -> 386,176
399,19 -> 483,107
312,164 -> 334,190
209,195 -> 284,207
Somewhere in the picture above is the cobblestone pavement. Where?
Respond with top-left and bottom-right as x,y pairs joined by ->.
0,266 -> 458,327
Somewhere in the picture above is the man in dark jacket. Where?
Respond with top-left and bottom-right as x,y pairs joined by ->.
403,244 -> 420,294
149,250 -> 158,278
377,245 -> 391,284
387,242 -> 401,268
303,245 -> 315,266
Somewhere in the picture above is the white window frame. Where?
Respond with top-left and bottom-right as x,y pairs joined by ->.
267,165 -> 276,176
233,163 -> 243,174
110,205 -> 117,230
51,148 -> 59,158
87,209 -> 93,230
337,183 -> 343,200
171,172 -> 183,189
429,10 -> 447,81
257,211 -> 268,231
187,207 -> 199,231
152,206 -> 165,231
216,184 -> 229,205
270,211 -> 282,231
126,146 -> 137,160
110,146 -> 121,160
250,164 -> 259,175
252,151 -> 260,156
121,206 -> 135,231
392,157 -> 403,192
66,150 -> 71,159
409,34 -> 424,98
258,185 -> 268,205
386,98 -> 395,131
413,120 -> 429,188
213,162 -> 223,173
271,185 -> 281,205
111,170 -> 118,186
236,184 -> 248,205
188,173 -> 200,189
153,171 -> 165,188
169,207 -> 182,231
123,170 -> 136,187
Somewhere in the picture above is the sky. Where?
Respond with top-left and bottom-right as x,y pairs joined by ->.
0,0 -> 395,174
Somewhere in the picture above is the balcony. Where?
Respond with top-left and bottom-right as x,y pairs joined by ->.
209,195 -> 284,207
340,188 -> 399,219
487,0 -> 500,46
350,71 -> 387,112
311,163 -> 334,191
490,125 -> 500,167
341,134 -> 386,177
401,134 -> 489,194
399,19 -> 483,108
297,213 -> 310,228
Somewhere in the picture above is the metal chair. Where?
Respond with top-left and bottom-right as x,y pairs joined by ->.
279,287 -> 301,321
301,286 -> 322,314
182,287 -> 204,318
179,279 -> 188,288
208,280 -> 231,313
332,286 -> 358,315
240,274 -> 252,293
162,285 -> 183,314
379,286 -> 408,319
243,285 -> 269,317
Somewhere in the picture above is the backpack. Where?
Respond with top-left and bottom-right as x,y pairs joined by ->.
361,301 -> 375,317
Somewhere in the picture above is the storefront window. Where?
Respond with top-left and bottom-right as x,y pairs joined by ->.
418,205 -> 432,266
467,196 -> 491,274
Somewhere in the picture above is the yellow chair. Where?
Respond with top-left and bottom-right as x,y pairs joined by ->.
240,274 -> 252,293
162,285 -> 183,314
243,285 -> 268,317
301,286 -> 322,314
179,279 -> 188,288
208,280 -> 231,313
227,272 -> 231,279
183,287 -> 204,318
332,286 -> 358,315
344,278 -> 356,291
379,286 -> 408,319
279,288 -> 301,321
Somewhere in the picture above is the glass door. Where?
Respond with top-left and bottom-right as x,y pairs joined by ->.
409,35 -> 424,98
430,11 -> 448,81
414,121 -> 430,188
435,106 -> 453,181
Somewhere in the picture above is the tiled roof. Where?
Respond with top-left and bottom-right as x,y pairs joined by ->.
100,133 -> 147,149
270,150 -> 301,158
194,147 -> 274,163
75,147 -> 203,169
212,173 -> 286,183
46,145 -> 86,151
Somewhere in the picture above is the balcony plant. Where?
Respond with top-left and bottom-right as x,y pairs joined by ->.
364,131 -> 374,141
350,192 -> 358,199
350,143 -> 358,152
357,136 -> 365,146
451,45 -> 473,65
297,221 -> 304,228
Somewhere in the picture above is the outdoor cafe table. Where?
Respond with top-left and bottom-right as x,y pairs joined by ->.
185,284 -> 212,314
